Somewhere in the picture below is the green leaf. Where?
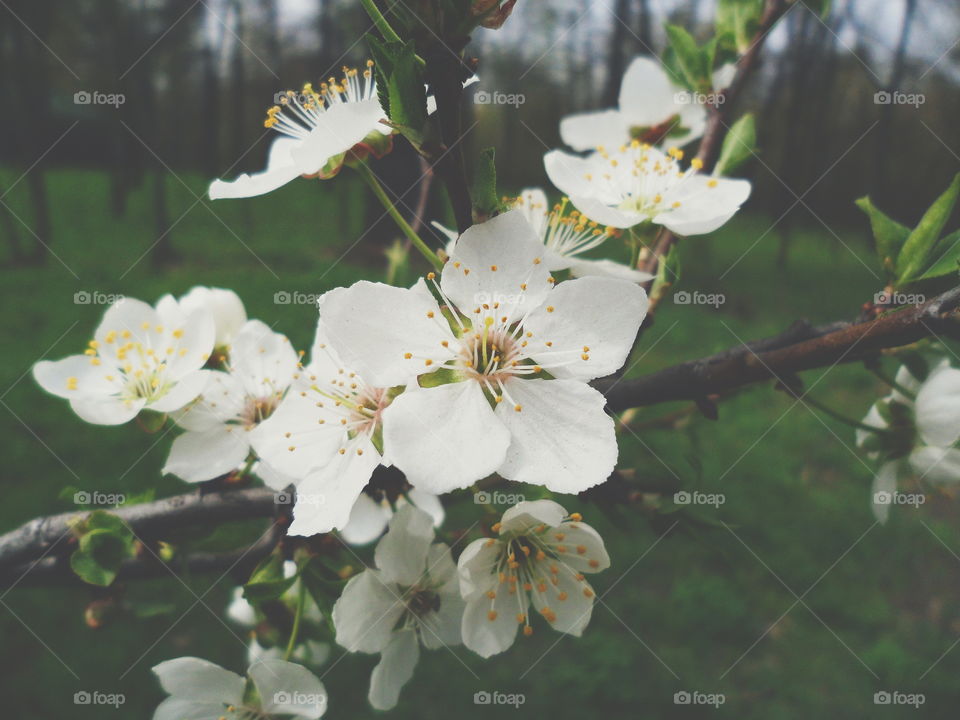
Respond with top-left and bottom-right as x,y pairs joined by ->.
471,147 -> 499,218
665,25 -> 709,91
714,113 -> 756,176
716,0 -> 763,53
897,172 -> 960,283
243,552 -> 298,603
386,41 -> 428,145
914,229 -> 960,281
365,35 -> 401,118
69,512 -> 135,586
855,196 -> 910,273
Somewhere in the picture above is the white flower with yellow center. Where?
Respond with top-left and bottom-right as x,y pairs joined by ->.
333,505 -> 464,711
559,56 -> 735,151
209,62 -> 388,200
321,210 -> 648,494
162,320 -> 298,483
457,500 -> 609,657
178,286 -> 247,349
33,296 -> 214,425
545,142 -> 751,234
152,656 -> 326,720
250,315 -> 394,537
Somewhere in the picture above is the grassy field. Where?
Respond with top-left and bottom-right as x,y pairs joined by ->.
1,167 -> 959,718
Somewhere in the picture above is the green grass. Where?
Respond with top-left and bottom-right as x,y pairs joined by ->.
1,168 -> 959,718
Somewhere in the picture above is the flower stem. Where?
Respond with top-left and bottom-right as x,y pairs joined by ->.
868,366 -> 917,400
360,0 -> 402,43
283,580 -> 307,662
354,162 -> 443,271
798,392 -> 893,435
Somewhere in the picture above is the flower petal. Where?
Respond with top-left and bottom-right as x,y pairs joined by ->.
162,425 -> 250,483
382,381 -> 511,493
333,570 -> 404,653
530,568 -> 595,637
249,390 -> 344,479
33,355 -> 117,400
495,379 -> 617,493
179,286 -> 247,346
870,460 -> 901,524
909,446 -> 960,485
152,657 -> 245,704
70,395 -> 146,425
915,365 -> 960,447
655,176 -> 751,236
523,276 -> 647,381
209,137 -> 303,200
552,521 -> 610,573
294,98 -> 387,175
340,494 -> 391,545
559,109 -> 630,152
500,499 -> 568,534
251,659 -> 327,719
320,280 -> 455,388
230,319 -> 298,393
457,537 -> 503,600
375,504 -> 435,586
564,256 -> 654,283
368,628 -> 419,711
461,592 -> 519,658
149,369 -> 211,413
618,56 -> 683,125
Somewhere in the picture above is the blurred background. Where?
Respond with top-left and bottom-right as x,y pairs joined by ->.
2,0 -> 960,717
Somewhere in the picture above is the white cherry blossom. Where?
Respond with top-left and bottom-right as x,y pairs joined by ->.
457,500 -> 609,657
33,296 -> 214,425
178,286 -> 247,349
332,505 -> 464,710
545,141 -> 751,233
321,210 -> 648,494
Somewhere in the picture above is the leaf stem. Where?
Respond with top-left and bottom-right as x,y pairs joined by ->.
284,579 -> 307,662
360,0 -> 402,43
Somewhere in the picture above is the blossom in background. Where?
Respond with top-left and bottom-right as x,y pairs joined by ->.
321,210 -> 648,494
857,359 -> 960,522
163,319 -> 298,483
333,505 -> 464,710
178,286 -> 247,350
33,296 -> 214,425
250,315 -> 393,536
340,487 -> 445,546
559,56 -> 735,152
152,656 -> 326,720
544,142 -> 751,234
457,499 -> 609,657
434,188 -> 652,282
209,62 -> 389,199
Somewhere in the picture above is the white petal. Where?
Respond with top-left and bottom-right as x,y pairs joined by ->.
250,659 -> 327,719
461,593 -> 519,658
375,504 -> 435,586
333,570 -> 404,653
149,370 -> 211,413
514,187 -> 551,238
152,657 -> 245,704
227,587 -> 257,626
174,371 -> 246,431
496,379 -> 617,493
457,537 -> 503,600
567,196 -> 643,229
153,697 -> 236,720
287,436 -> 381,536
559,109 -> 630,152
551,521 -> 610,573
618,56 -> 683,125
230,319 -> 298,393
340,494 -> 391,545
162,425 -> 250,483
70,395 -> 146,425
382,381 -> 511,493
910,446 -> 960,484
565,256 -> 654,283
870,460 -> 901,524
523,276 -> 647,381
94,297 -> 158,348
368,629 -> 419,711
255,460 -> 299,492
249,390 -> 344,479
441,210 -> 554,322
407,487 -> 445,529
915,366 -> 960,447
655,176 -> 752,236
294,98 -> 386,175
543,150 -> 610,204
500,499 -> 568,534
209,137 -> 303,200
33,355 -> 116,400
530,567 -> 595,636
320,280 -> 455,388
712,62 -> 737,90
856,402 -> 888,449
179,286 -> 247,346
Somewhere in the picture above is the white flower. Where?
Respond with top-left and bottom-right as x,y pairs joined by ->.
435,189 -> 652,283
341,487 -> 445,546
857,360 -> 960,522
457,500 -> 609,657
249,316 -> 393,536
162,320 -> 298,483
152,656 -> 326,719
559,57 -> 734,152
33,296 -> 214,425
332,505 -> 464,711
179,286 -> 247,348
545,142 -> 751,233
321,210 -> 648,494
209,63 -> 388,199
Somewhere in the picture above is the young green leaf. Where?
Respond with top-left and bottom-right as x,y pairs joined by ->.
914,229 -> 960,281
896,172 -> 960,283
472,147 -> 499,219
665,25 -> 709,91
243,552 -> 298,603
714,113 -> 756,176
855,196 -> 910,273
386,41 -> 428,144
